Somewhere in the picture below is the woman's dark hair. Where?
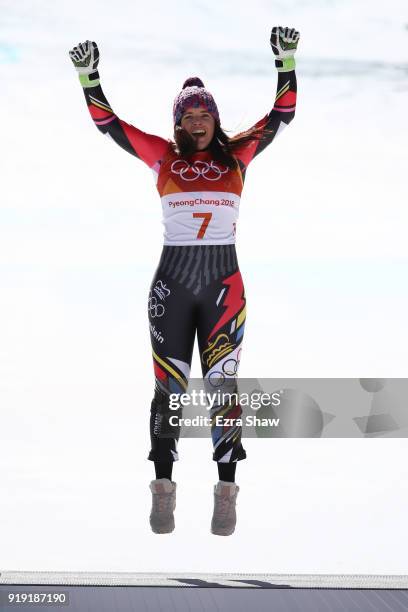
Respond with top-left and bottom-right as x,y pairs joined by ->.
172,121 -> 274,170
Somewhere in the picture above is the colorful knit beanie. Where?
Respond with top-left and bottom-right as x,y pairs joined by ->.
173,77 -> 220,126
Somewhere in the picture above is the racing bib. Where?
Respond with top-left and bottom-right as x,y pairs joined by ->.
155,153 -> 244,245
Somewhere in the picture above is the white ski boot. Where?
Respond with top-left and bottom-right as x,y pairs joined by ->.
149,478 -> 177,534
211,481 -> 240,536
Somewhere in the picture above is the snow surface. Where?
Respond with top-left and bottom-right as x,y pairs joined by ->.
1,0 -> 408,574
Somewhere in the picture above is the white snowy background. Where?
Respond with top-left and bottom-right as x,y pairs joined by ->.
1,0 -> 408,574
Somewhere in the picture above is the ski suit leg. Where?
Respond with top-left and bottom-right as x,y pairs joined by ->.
196,246 -> 247,463
147,247 -> 197,463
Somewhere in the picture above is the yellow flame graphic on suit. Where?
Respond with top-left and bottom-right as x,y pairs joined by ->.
202,333 -> 235,368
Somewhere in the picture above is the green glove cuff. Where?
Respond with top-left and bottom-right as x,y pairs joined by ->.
275,57 -> 296,72
79,71 -> 100,88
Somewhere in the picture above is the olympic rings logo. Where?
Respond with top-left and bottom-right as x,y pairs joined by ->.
171,159 -> 229,182
148,279 -> 171,319
207,348 -> 242,387
148,295 -> 165,318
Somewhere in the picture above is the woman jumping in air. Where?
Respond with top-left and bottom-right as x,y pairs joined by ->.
69,26 -> 299,536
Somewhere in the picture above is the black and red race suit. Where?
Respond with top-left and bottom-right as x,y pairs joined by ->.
79,69 -> 297,463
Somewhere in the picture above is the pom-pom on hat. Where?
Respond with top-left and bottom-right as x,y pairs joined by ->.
173,77 -> 220,126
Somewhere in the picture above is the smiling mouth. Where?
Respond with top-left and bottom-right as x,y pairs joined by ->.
192,130 -> 206,137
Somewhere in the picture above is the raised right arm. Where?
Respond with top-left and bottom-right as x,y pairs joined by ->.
69,41 -> 170,168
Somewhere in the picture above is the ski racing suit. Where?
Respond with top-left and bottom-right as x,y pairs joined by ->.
79,69 -> 297,464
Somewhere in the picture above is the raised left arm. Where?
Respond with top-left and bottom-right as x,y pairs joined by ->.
235,26 -> 300,166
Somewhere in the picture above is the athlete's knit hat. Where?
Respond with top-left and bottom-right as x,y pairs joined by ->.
173,77 -> 220,126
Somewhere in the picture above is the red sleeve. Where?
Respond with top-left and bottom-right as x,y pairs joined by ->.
82,82 -> 170,167
233,69 -> 297,169
116,119 -> 171,168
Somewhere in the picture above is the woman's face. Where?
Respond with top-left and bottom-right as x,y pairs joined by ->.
180,106 -> 215,150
